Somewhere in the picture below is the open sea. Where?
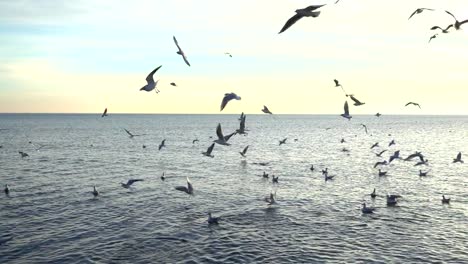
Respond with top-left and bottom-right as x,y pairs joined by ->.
0,114 -> 467,263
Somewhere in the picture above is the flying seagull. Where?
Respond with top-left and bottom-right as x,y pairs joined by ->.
429,34 -> 438,43
262,105 -> 273,114
170,82 -> 177,87
192,139 -> 199,144
220,93 -> 241,111
124,129 -> 144,138
389,140 -> 396,147
408,8 -> 434,20
375,150 -> 387,157
370,142 -> 379,149
120,179 -> 144,189
405,102 -> 421,108
360,124 -> 368,134
202,143 -> 215,157
158,139 -> 166,151
236,114 -> 248,135
173,36 -> 190,66
224,52 -> 232,57
279,5 -> 325,34
404,152 -> 425,162
175,177 -> 193,195
348,94 -> 365,106
453,152 -> 464,163
445,11 -> 468,30
101,108 -> 108,117
431,25 -> 452,34
375,113 -> 382,117
140,66 -> 162,93
389,150 -> 400,163
239,145 -> 249,157
279,138 -> 287,146
374,160 -> 388,168
19,151 -> 29,158
214,123 -> 230,146
341,101 -> 352,120
334,79 -> 347,94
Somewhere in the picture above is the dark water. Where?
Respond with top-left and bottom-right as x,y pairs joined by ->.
0,114 -> 467,263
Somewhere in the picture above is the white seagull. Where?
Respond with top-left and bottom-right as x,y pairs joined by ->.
214,124 -> 230,146
173,36 -> 190,66
361,203 -> 375,214
220,93 -> 241,111
140,66 -> 162,93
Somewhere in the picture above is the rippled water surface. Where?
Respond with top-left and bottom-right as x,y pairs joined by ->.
1,114 -> 467,263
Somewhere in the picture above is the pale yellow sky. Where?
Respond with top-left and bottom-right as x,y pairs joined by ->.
1,0 -> 468,114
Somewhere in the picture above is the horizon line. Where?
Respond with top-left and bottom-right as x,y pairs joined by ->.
0,112 -> 467,116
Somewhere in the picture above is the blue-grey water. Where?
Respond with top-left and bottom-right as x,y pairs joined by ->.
0,114 -> 467,263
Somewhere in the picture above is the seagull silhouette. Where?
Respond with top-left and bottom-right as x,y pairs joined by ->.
279,5 -> 325,34
279,138 -> 287,146
408,8 -> 434,20
262,105 -> 273,114
428,34 -> 438,43
239,145 -> 249,157
173,36 -> 190,66
202,143 -> 215,158
334,79 -> 347,94
120,179 -> 144,189
158,139 -> 166,151
124,129 -> 144,138
101,108 -> 108,117
340,101 -> 352,120
445,11 -> 468,30
140,66 -> 162,93
348,94 -> 365,106
175,177 -> 193,194
431,25 -> 452,34
453,152 -> 464,163
360,124 -> 368,134
220,93 -> 241,111
405,102 -> 421,109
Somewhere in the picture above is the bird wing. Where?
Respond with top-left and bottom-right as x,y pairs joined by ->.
263,105 -> 272,114
279,13 -> 303,34
224,132 -> 236,142
127,179 -> 143,186
408,9 -> 419,20
243,145 -> 249,154
349,95 -> 362,104
175,186 -> 188,192
173,36 -> 182,52
334,79 -> 340,86
182,54 -> 191,66
124,129 -> 134,136
445,10 -> 457,21
405,102 -> 412,106
344,101 -> 349,115
206,143 -> 215,154
220,93 -> 233,111
146,65 -> 162,84
216,123 -> 225,140
302,5 -> 326,12
239,115 -> 246,130
416,103 -> 421,109
457,152 -> 462,160
102,108 -> 107,117
459,19 -> 468,27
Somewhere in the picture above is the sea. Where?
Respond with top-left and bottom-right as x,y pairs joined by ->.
0,114 -> 467,263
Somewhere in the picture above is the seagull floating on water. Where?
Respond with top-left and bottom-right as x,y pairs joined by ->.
340,101 -> 352,120
370,188 -> 377,199
4,184 -> 9,195
279,5 -> 325,34
419,170 -> 430,177
378,169 -> 387,177
120,179 -> 144,189
453,152 -> 463,163
140,66 -> 162,93
92,186 -> 99,197
408,8 -> 434,20
272,175 -> 279,183
202,143 -> 215,157
19,151 -> 29,158
262,171 -> 269,179
386,194 -> 400,206
441,195 -> 450,204
361,203 -> 375,214
175,177 -> 193,195
207,212 -> 220,225
173,36 -> 190,66
310,165 -> 315,171
262,105 -> 273,115
220,93 -> 241,111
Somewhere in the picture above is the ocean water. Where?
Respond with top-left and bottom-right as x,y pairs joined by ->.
0,114 -> 467,263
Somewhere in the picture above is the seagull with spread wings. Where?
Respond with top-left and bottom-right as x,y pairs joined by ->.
101,108 -> 108,117
445,11 -> 468,30
173,36 -> 190,66
120,179 -> 144,189
348,94 -> 365,106
239,145 -> 249,158
279,5 -> 326,34
405,102 -> 421,108
140,66 -> 162,93
408,8 -> 434,20
202,143 -> 215,158
262,105 -> 273,114
124,129 -> 144,138
220,93 -> 241,111
340,101 -> 352,120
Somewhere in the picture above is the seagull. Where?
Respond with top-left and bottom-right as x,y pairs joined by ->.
142,145 -> 146,149
325,174 -> 334,181
430,25 -> 452,34
404,151 -> 424,162
375,150 -> 387,157
386,194 -> 400,206
236,114 -> 248,135
202,143 -> 215,158
414,159 -> 429,166
370,142 -> 379,149
378,169 -> 387,177
220,93 -> 241,111
92,186 -> 99,197
272,175 -> 279,183
120,179 -> 144,189
453,152 -> 464,163
348,94 -> 365,106
428,34 -> 438,43
279,138 -> 287,146
374,160 -> 388,168
408,8 -> 434,20
224,52 -> 232,57
389,150 -> 401,163
239,145 -> 249,157
170,82 -> 177,87
341,147 -> 350,153
173,36 -> 190,66
341,138 -> 346,143
262,171 -> 269,179
124,129 -> 144,138
445,11 -> 468,30
4,184 -> 9,195
175,177 -> 193,194
322,168 -> 328,175
361,203 -> 375,214
441,195 -> 450,204
262,105 -> 273,114
310,165 -> 315,171
341,101 -> 352,120
370,188 -> 377,199
361,124 -> 368,134
278,5 -> 325,34
405,102 -> 421,109
419,170 -> 430,177
214,124 -> 231,146
140,66 -> 162,92
375,113 -> 382,117
158,139 -> 166,151
264,192 -> 276,205
207,212 -> 220,225
19,151 -> 29,158
192,139 -> 199,144
161,172 -> 165,181
334,79 -> 347,94
238,112 -> 244,121
101,108 -> 108,117
388,140 -> 396,147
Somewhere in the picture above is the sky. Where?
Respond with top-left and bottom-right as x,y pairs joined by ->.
0,0 -> 468,115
